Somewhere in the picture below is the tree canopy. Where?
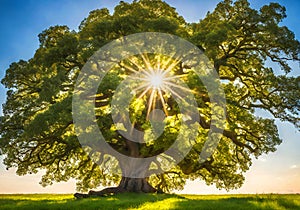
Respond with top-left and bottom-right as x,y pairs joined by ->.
0,0 -> 299,195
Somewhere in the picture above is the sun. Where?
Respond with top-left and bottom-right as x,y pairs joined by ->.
120,53 -> 192,118
148,70 -> 164,89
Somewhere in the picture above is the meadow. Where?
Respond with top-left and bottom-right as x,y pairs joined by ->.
0,193 -> 299,210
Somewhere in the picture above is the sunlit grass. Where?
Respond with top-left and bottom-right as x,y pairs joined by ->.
0,193 -> 299,210
129,197 -> 180,210
0,194 -> 73,201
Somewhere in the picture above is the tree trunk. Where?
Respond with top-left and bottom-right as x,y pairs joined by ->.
74,129 -> 160,198
74,138 -> 158,198
74,157 -> 157,198
74,177 -> 156,198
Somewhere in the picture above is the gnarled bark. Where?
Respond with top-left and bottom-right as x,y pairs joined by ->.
74,177 -> 156,198
74,138 -> 158,198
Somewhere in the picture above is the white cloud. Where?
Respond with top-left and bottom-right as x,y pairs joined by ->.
290,165 -> 298,169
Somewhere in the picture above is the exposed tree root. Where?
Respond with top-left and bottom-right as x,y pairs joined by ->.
74,177 -> 157,198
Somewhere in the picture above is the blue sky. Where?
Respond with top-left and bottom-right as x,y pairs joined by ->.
0,0 -> 299,193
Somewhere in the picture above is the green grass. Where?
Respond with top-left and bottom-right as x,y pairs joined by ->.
0,193 -> 300,210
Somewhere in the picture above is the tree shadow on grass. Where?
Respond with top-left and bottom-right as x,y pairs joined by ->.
0,193 -> 178,210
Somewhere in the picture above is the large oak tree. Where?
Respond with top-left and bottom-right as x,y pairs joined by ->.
0,0 -> 299,196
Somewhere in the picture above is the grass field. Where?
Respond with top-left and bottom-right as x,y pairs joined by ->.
0,193 -> 299,210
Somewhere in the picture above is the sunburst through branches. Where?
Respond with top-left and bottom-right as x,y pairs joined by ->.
120,53 -> 194,119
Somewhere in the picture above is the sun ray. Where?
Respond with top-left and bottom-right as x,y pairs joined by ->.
152,91 -> 158,111
147,89 -> 156,118
140,53 -> 153,72
128,57 -> 151,77
129,76 -> 152,81
164,81 -> 196,94
155,54 -> 161,70
158,88 -> 169,116
121,63 -> 139,74
133,81 -> 150,90
160,53 -> 176,70
137,85 -> 152,99
163,58 -> 182,75
164,85 -> 184,100
164,74 -> 186,81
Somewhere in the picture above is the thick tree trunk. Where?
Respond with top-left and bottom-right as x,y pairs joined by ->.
74,177 -> 156,198
74,134 -> 157,198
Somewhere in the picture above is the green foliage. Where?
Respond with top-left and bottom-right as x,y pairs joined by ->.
0,0 -> 299,193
